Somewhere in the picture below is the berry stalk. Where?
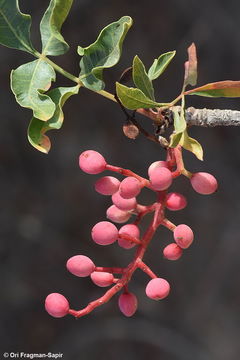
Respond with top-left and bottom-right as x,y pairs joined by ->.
68,201 -> 164,318
45,146 -> 218,319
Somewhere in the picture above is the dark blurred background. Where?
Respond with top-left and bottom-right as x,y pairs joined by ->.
1,0 -> 240,359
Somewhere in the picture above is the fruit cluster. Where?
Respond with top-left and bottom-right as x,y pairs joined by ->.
45,146 -> 218,319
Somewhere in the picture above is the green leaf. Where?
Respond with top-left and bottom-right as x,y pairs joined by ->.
78,16 -> 132,91
11,59 -> 56,121
180,131 -> 203,160
184,43 -> 197,87
169,132 -> 182,148
172,108 -> 186,133
185,80 -> 240,97
169,104 -> 187,148
169,109 -> 186,147
0,0 -> 35,53
40,0 -> 73,56
116,82 -> 168,110
132,55 -> 155,100
28,85 -> 79,153
148,51 -> 176,81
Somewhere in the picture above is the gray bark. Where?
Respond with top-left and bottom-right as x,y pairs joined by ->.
173,106 -> 240,127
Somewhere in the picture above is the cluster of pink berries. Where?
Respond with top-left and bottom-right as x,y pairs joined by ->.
45,146 -> 218,319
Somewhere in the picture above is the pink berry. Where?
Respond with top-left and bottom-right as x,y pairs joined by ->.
66,255 -> 95,277
79,150 -> 106,174
118,224 -> 140,249
95,176 -> 120,195
173,224 -> 194,249
118,292 -> 138,317
90,271 -> 114,287
91,221 -> 118,245
45,293 -> 69,318
163,243 -> 183,260
106,205 -> 131,223
112,191 -> 137,211
149,167 -> 172,191
145,278 -> 170,300
165,192 -> 187,211
148,161 -> 168,177
119,177 -> 141,199
190,172 -> 218,195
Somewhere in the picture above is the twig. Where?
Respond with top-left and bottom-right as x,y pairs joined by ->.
171,106 -> 240,127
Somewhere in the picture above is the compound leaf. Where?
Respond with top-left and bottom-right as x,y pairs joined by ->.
28,85 -> 79,153
0,0 -> 35,53
78,16 -> 132,91
11,59 -> 56,121
116,82 -> 168,110
40,0 -> 73,56
148,51 -> 176,81
185,80 -> 240,97
133,55 -> 155,100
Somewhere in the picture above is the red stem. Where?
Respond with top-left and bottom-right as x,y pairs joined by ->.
171,146 -> 183,178
118,233 -> 142,245
94,266 -> 124,274
67,149 -> 178,319
133,204 -> 155,225
166,148 -> 177,170
68,198 -> 165,318
138,260 -> 157,279
171,146 -> 192,178
105,164 -> 151,188
161,218 -> 176,231
134,203 -> 155,214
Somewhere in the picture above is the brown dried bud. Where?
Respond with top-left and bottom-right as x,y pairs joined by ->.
123,124 -> 139,139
